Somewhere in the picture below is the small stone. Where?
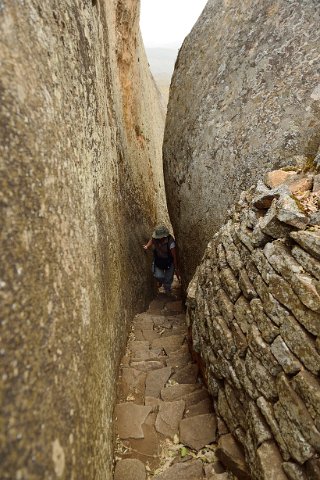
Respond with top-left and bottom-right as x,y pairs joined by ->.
215,289 -> 234,325
220,267 -> 241,302
282,462 -> 308,480
114,459 -> 146,480
179,413 -> 217,451
216,433 -> 250,480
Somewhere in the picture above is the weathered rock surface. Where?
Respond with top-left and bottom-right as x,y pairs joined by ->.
164,0 -> 320,288
0,1 -> 166,478
187,163 -> 320,479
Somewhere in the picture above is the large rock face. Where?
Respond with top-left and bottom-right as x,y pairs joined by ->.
187,162 -> 320,479
164,0 -> 320,287
0,1 -> 166,478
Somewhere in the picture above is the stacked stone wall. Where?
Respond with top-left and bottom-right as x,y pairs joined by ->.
187,162 -> 320,480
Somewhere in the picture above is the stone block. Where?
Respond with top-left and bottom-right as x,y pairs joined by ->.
257,396 -> 290,461
268,273 -> 320,336
290,229 -> 320,261
256,441 -> 288,480
292,245 -> 320,281
257,201 -> 293,239
270,336 -> 302,375
274,401 -> 314,464
276,194 -> 309,229
230,322 -> 248,357
250,298 -> 279,343
233,355 -> 259,400
291,370 -> 320,429
264,241 -> 320,312
179,413 -> 217,451
280,316 -> 320,375
247,401 -> 272,447
239,269 -> 257,300
220,267 -> 241,302
220,223 -> 243,274
287,174 -> 313,194
245,349 -> 277,401
215,289 -> 234,325
217,390 -> 239,432
225,382 -> 247,430
115,403 -> 152,439
145,367 -> 172,398
155,400 -> 185,440
277,373 -> 320,451
252,249 -> 276,283
247,325 -> 282,376
216,433 -> 250,480
249,274 -> 289,327
234,296 -> 254,333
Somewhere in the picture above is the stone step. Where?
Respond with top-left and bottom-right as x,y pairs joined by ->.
179,413 -> 217,451
153,459 -> 204,480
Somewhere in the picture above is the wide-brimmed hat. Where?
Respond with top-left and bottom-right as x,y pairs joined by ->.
152,225 -> 170,239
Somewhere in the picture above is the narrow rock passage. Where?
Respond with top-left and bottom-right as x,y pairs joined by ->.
113,280 -> 227,480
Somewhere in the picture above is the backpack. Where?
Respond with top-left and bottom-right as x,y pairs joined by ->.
153,235 -> 174,270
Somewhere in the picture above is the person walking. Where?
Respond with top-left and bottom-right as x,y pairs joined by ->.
143,225 -> 180,294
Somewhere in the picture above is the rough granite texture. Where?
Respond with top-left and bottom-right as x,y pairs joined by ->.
0,1 -> 166,478
163,0 -> 320,288
187,165 -> 320,480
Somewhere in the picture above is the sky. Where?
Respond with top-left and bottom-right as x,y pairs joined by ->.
140,0 -> 208,49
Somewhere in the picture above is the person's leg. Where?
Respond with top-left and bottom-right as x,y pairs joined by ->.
152,262 -> 165,285
163,264 -> 174,293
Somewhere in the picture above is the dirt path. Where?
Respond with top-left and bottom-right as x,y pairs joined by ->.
112,280 -> 232,480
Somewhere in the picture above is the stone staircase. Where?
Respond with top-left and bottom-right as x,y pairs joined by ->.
113,280 -> 232,480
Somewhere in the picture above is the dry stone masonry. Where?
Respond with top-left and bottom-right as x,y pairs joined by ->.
163,0 -> 320,288
187,160 -> 320,480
